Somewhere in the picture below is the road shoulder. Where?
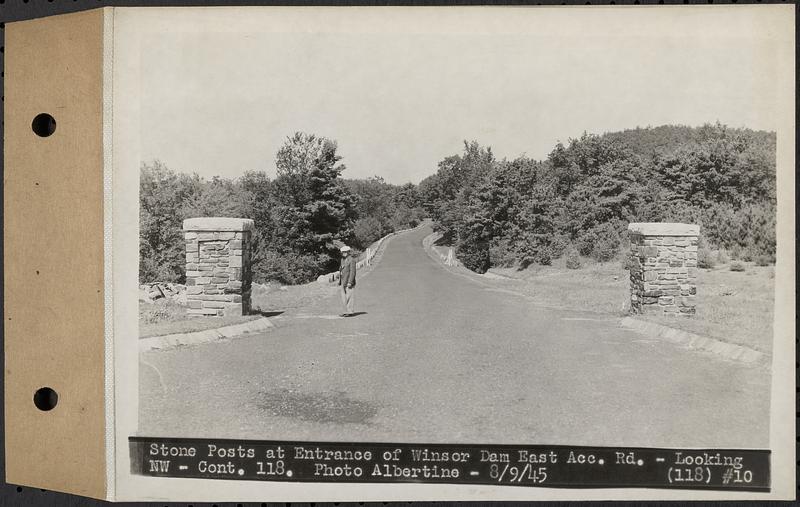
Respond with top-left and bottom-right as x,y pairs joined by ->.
139,317 -> 275,352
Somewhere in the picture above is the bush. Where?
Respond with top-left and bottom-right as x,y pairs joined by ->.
591,235 -> 620,262
576,232 -> 596,257
715,249 -> 730,265
755,254 -> 773,266
730,261 -> 746,272
729,244 -> 743,261
140,254 -> 184,284
701,201 -> 776,260
489,239 -> 516,268
254,250 -> 331,285
514,235 -> 558,268
390,205 -> 424,231
533,245 -> 555,266
576,223 -> 621,262
457,240 -> 491,273
697,246 -> 716,269
565,247 -> 581,269
353,216 -> 386,249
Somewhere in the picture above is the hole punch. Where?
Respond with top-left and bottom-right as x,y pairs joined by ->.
31,113 -> 56,137
33,387 -> 58,411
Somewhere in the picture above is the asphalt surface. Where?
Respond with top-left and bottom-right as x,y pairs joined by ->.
140,224 -> 770,448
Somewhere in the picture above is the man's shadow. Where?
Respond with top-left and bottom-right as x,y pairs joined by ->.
344,312 -> 368,317
250,310 -> 284,318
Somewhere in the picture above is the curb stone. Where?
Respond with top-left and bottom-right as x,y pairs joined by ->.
139,317 -> 275,352
620,316 -> 768,367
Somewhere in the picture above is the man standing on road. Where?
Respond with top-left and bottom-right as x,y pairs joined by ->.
339,245 -> 356,317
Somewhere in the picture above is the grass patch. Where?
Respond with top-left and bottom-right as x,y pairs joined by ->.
139,300 -> 260,339
250,281 -> 338,313
490,258 -> 630,315
641,264 -> 774,353
488,258 -> 775,354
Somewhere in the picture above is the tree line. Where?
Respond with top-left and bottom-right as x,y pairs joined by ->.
418,123 -> 776,272
140,132 -> 424,285
141,123 -> 776,284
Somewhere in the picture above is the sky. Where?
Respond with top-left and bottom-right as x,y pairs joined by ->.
136,6 -> 790,184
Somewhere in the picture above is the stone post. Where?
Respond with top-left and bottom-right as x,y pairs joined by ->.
183,217 -> 253,317
628,222 -> 700,316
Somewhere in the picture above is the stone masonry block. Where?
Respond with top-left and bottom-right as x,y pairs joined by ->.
196,294 -> 235,301
183,217 -> 254,232
628,222 -> 699,317
184,217 -> 253,317
628,222 -> 700,236
187,307 -> 221,316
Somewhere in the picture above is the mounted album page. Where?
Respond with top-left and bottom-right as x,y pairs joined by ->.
3,5 -> 795,502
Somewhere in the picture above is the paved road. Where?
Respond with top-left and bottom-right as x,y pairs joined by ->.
140,225 -> 770,447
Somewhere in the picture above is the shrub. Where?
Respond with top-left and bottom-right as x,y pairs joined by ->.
549,234 -> 571,260
576,223 -> 621,262
565,247 -> 581,269
591,235 -> 620,262
697,246 -> 716,269
729,244 -> 743,261
353,216 -> 385,249
489,238 -> 516,268
755,254 -> 774,266
701,201 -> 776,260
390,205 -> 424,231
730,261 -> 746,272
576,232 -> 596,257
715,249 -> 730,265
534,245 -> 555,266
254,250 -> 331,285
457,240 -> 491,273
511,230 -> 560,268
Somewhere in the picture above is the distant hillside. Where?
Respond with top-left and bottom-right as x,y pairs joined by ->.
602,123 -> 776,158
420,123 -> 777,273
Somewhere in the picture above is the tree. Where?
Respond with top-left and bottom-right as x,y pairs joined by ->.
425,123 -> 776,273
139,160 -> 203,282
270,132 -> 357,277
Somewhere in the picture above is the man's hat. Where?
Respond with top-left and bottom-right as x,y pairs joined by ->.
340,245 -> 351,252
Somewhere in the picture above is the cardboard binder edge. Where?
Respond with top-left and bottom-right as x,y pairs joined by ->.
4,7 -> 108,500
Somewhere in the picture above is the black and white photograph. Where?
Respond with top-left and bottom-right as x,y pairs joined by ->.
107,5 -> 794,501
